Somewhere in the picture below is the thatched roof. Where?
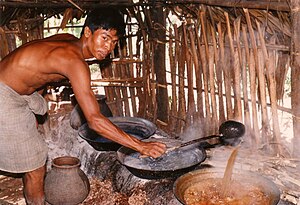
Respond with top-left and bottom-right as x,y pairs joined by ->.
0,0 -> 291,27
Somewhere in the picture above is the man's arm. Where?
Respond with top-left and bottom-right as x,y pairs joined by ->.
65,59 -> 166,158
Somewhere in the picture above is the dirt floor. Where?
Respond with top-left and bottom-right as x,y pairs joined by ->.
1,147 -> 299,205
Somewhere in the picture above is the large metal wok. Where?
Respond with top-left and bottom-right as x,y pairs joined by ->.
174,168 -> 281,205
117,140 -> 207,179
78,117 -> 157,151
117,120 -> 245,179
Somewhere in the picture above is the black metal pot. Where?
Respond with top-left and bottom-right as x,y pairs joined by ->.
117,141 -> 207,179
78,117 -> 157,151
70,94 -> 113,130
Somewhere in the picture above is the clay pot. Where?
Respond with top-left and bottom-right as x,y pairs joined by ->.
44,156 -> 90,205
70,94 -> 113,130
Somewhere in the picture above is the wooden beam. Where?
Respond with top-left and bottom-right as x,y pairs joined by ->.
0,0 -> 290,11
291,0 -> 300,157
180,0 -> 290,12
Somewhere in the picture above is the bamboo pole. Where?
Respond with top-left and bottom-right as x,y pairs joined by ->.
111,51 -> 123,116
182,24 -> 194,127
257,46 -> 271,143
208,24 -> 218,131
178,26 -> 187,133
188,28 -> 203,121
256,20 -> 283,155
219,28 -> 233,119
241,25 -> 252,136
232,16 -> 243,121
132,6 -> 150,118
199,11 -> 211,123
144,8 -> 157,121
175,25 -> 182,132
242,24 -> 260,146
244,8 -> 270,144
127,24 -> 138,116
225,12 -> 242,120
117,42 -> 130,116
169,26 -> 177,133
290,0 -> 300,157
216,23 -> 226,122
194,24 -> 204,119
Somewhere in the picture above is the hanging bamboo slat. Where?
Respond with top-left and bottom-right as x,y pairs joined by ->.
168,26 -> 177,133
189,26 -> 203,122
183,24 -> 195,126
256,20 -> 283,155
199,11 -> 211,122
225,12 -> 243,120
177,26 -> 187,133
194,24 -> 205,119
232,16 -> 243,121
244,8 -> 270,144
240,25 -> 251,133
127,25 -> 138,116
118,44 -> 130,116
216,23 -> 226,123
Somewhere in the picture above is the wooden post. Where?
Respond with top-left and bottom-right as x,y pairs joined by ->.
290,0 -> 300,157
152,6 -> 169,123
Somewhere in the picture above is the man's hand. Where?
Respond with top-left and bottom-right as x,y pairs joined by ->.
138,141 -> 167,158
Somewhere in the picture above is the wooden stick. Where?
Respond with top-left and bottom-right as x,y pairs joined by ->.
241,25 -> 252,135
208,23 -> 218,130
244,8 -> 270,143
256,20 -> 283,155
232,16 -> 243,121
194,24 -> 204,119
127,24 -> 137,116
199,11 -> 211,122
178,26 -> 187,133
220,13 -> 233,119
216,23 -> 226,122
169,26 -> 177,132
182,24 -> 194,127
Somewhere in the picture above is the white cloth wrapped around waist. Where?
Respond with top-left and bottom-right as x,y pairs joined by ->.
0,83 -> 48,173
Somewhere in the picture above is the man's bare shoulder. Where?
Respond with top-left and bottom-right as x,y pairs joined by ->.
19,34 -> 82,59
44,33 -> 79,41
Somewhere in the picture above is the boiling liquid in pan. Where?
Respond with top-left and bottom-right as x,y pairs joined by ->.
123,148 -> 202,171
182,147 -> 274,205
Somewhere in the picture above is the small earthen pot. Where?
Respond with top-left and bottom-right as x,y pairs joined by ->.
44,156 -> 90,205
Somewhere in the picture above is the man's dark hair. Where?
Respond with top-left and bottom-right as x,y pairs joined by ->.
81,8 -> 125,37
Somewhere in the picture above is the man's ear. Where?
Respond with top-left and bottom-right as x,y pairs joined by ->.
84,26 -> 92,38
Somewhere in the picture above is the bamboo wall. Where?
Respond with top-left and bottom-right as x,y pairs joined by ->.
100,7 -> 291,155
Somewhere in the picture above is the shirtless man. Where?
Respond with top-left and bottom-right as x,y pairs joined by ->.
0,8 -> 166,205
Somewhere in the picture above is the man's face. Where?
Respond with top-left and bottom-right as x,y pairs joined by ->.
86,28 -> 119,60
